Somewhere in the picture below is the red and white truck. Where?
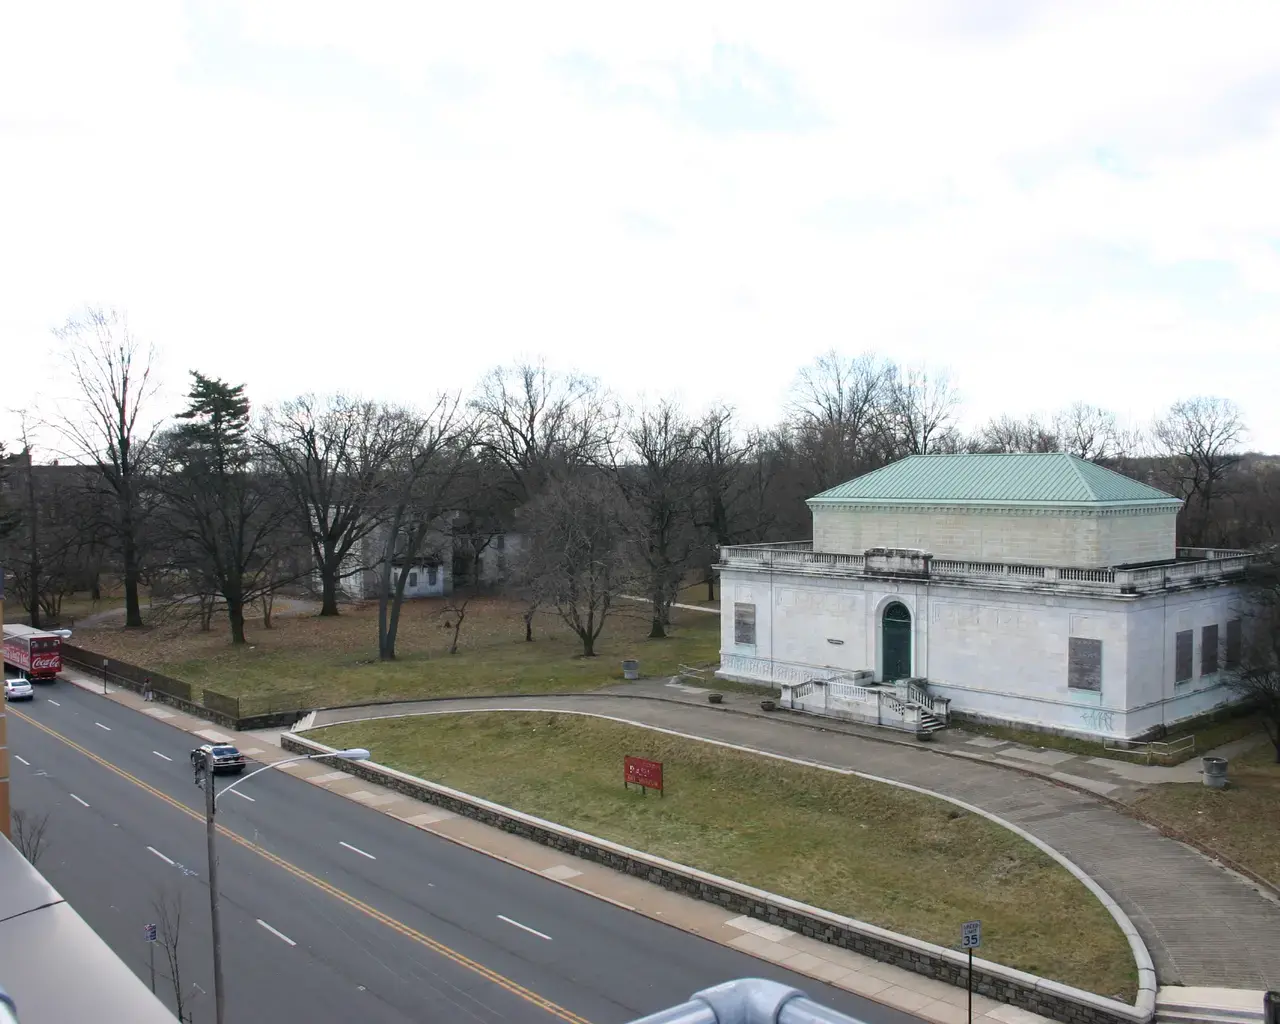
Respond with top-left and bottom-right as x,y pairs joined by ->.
3,623 -> 63,681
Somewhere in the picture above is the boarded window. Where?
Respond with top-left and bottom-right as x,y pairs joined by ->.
1175,630 -> 1194,683
428,565 -> 438,586
1067,637 -> 1102,691
734,603 -> 756,645
1225,618 -> 1242,668
408,572 -> 418,588
1201,624 -> 1219,676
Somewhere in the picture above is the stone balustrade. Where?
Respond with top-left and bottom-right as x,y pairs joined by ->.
719,544 -> 1253,594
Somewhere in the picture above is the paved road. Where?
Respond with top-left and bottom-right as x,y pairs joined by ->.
4,680 -> 920,1024
308,693 -> 1280,991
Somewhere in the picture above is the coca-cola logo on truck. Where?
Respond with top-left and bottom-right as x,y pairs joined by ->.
31,654 -> 61,672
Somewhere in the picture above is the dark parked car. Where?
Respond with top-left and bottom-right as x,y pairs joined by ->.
190,743 -> 247,775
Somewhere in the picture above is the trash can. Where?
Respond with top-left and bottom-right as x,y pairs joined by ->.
1202,756 -> 1229,789
622,659 -> 639,680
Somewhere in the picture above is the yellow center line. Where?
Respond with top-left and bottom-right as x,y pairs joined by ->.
10,708 -> 592,1024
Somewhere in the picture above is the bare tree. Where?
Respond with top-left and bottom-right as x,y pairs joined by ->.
439,596 -> 471,655
788,351 -> 894,490
522,473 -> 634,657
506,541 -> 544,642
375,395 -> 472,661
1053,403 -> 1136,463
152,887 -> 194,1023
692,405 -> 757,601
1232,562 -> 1280,762
1151,397 -> 1245,547
613,400 -> 698,637
11,809 -> 50,866
259,395 -> 416,616
977,413 -> 1059,454
52,307 -> 161,628
883,364 -> 962,456
470,361 -> 616,500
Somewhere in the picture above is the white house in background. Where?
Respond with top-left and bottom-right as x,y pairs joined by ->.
319,515 -> 454,601
716,453 -> 1253,741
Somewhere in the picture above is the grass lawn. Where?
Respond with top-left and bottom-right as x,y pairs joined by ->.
311,711 -> 1136,999
74,597 -> 721,714
1131,738 -> 1280,887
961,709 -> 1263,766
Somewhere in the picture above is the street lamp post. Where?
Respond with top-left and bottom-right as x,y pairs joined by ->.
200,746 -> 370,1024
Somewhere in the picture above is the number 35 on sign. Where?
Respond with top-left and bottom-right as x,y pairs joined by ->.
961,920 -> 981,949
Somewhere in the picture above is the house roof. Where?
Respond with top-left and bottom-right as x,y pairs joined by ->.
808,453 -> 1181,508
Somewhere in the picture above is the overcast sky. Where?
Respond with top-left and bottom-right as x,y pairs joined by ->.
3,1 -> 1280,452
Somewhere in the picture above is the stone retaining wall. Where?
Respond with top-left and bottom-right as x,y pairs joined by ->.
283,731 -> 1152,1024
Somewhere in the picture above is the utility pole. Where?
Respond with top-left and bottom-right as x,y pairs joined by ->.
204,751 -> 226,1024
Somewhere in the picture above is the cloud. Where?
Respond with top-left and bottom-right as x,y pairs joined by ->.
2,0 -> 1279,453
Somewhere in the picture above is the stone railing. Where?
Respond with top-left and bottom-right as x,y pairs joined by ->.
720,544 -> 1253,594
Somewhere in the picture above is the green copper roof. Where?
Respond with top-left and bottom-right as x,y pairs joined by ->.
808,453 -> 1181,507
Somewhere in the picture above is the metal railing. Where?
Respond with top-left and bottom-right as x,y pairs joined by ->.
628,979 -> 871,1024
1103,734 -> 1196,764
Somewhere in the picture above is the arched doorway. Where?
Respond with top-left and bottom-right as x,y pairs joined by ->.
882,602 -> 912,681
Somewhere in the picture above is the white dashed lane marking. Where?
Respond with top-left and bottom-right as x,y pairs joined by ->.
497,915 -> 552,941
70,794 -> 90,807
95,722 -> 111,731
147,846 -> 175,866
257,920 -> 296,946
14,755 -> 30,766
339,841 -> 376,860
153,751 -> 172,761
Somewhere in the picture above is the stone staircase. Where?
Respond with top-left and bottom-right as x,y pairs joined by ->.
1155,987 -> 1268,1024
780,676 -> 950,739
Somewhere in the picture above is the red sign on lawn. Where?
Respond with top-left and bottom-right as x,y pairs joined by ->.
624,756 -> 664,796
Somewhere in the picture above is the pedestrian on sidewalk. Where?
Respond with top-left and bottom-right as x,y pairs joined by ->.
143,676 -> 154,702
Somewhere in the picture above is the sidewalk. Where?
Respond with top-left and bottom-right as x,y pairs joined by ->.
55,665 -> 1057,1024
600,679 -> 1268,799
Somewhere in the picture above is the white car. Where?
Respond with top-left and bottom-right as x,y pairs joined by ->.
4,677 -> 34,701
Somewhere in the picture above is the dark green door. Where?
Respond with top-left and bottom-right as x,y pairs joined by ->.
882,602 -> 912,681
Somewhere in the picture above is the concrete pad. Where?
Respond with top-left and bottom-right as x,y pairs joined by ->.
753,923 -> 796,942
996,747 -> 1078,766
965,736 -> 1009,749
725,915 -> 763,933
729,932 -> 794,961
400,809 -> 457,826
988,1003 -> 1053,1024
808,961 -> 857,983
143,708 -> 176,719
779,951 -> 825,972
310,771 -> 350,784
542,865 -> 583,881
346,789 -> 396,806
1157,987 -> 1267,1012
1048,771 -> 1120,796
873,984 -> 936,1012
837,972 -> 895,997
195,729 -> 233,744
919,999 -> 973,1024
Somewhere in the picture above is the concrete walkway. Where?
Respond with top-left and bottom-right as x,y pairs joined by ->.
308,690 -> 1280,992
602,680 -> 1269,799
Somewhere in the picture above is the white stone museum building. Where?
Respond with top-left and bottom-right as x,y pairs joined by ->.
716,453 -> 1252,740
